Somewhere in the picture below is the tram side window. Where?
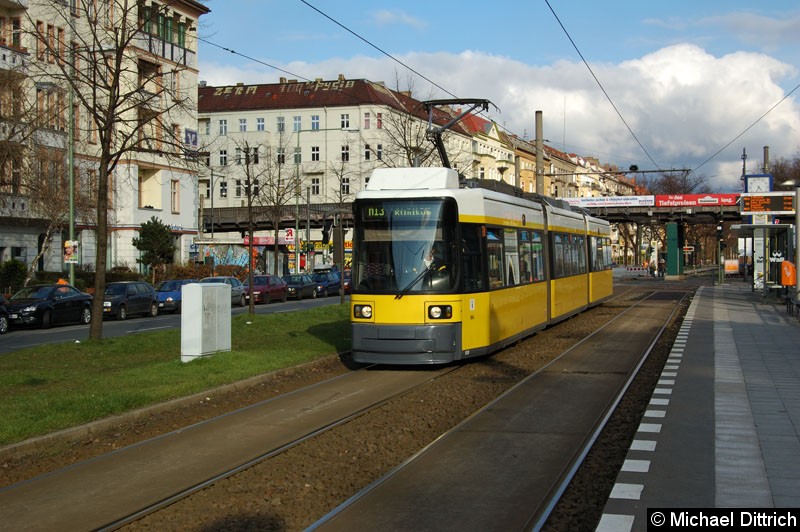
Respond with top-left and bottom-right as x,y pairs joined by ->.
461,224 -> 486,292
552,233 -> 587,278
519,230 -> 545,283
591,236 -> 612,271
486,228 -> 504,289
504,228 -> 518,286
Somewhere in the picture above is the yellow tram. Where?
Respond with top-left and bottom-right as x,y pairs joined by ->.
350,167 -> 612,364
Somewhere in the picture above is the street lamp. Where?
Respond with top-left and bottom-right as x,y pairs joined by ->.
204,170 -> 223,275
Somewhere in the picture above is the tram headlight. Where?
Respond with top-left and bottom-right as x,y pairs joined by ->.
354,304 -> 372,319
428,305 -> 452,319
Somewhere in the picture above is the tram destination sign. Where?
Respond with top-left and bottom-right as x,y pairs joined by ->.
740,192 -> 796,215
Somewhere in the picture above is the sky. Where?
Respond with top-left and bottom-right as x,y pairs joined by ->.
196,0 -> 800,193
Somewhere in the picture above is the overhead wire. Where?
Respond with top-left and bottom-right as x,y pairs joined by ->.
691,81 -> 800,174
202,1 -> 798,178
543,0 -> 663,171
297,0 -> 459,101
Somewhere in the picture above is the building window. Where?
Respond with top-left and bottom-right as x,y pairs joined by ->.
376,113 -> 382,129
341,146 -> 349,162
364,144 -> 370,161
311,178 -> 320,195
311,115 -> 320,130
311,146 -> 320,162
294,147 -> 301,164
219,181 -> 228,198
203,119 -> 210,135
251,146 -> 259,164
235,179 -> 242,197
257,117 -> 264,131
277,116 -> 285,133
219,150 -> 227,166
293,116 -> 301,132
171,180 -> 180,213
376,144 -> 382,160
235,148 -> 242,164
219,119 -> 227,136
341,176 -> 350,195
340,113 -> 349,129
277,148 -> 285,164
364,112 -> 370,129
239,118 -> 246,132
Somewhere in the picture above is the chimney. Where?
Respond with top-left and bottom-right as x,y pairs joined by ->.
763,145 -> 770,173
279,76 -> 287,83
338,74 -> 346,81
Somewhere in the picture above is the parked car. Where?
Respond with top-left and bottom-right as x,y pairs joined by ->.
6,284 -> 93,329
243,275 -> 287,304
103,281 -> 158,320
311,270 -> 341,297
155,279 -> 197,314
200,276 -> 246,307
281,274 -> 318,300
0,294 -> 9,334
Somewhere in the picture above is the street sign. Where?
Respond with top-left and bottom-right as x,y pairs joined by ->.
285,228 -> 294,244
682,246 -> 694,252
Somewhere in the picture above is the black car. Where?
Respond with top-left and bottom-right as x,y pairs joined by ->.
311,271 -> 342,297
6,284 -> 93,329
0,294 -> 9,334
103,281 -> 158,320
281,274 -> 318,300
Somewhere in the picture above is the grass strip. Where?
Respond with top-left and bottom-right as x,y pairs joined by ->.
0,304 -> 350,446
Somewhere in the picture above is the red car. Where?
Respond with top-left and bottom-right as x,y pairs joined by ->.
243,275 -> 288,304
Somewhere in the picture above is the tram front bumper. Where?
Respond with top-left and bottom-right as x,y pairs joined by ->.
351,322 -> 462,365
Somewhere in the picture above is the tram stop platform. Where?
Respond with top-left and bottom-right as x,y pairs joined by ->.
597,282 -> 800,531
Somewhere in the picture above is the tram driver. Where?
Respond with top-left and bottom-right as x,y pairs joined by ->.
424,242 -> 446,271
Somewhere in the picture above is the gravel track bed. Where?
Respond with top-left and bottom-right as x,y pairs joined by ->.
1,285 -> 691,531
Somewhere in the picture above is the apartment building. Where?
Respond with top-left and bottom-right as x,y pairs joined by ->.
0,0 -> 209,275
196,76 -> 472,256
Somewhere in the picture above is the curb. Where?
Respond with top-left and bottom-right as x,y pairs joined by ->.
0,355 -> 341,461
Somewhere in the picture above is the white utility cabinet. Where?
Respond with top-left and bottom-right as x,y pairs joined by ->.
181,283 -> 231,362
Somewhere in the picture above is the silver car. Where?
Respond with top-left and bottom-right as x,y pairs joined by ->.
199,276 -> 246,307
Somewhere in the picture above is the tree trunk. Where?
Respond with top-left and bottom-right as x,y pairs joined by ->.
89,155 -> 111,340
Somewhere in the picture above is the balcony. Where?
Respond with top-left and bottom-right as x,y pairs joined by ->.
0,38 -> 28,72
133,32 -> 196,69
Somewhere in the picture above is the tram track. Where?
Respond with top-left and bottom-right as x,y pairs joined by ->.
0,283 -> 696,531
0,366 -> 460,531
309,290 -> 687,531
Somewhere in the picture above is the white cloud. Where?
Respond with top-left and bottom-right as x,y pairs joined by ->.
370,9 -> 427,30
199,44 -> 800,192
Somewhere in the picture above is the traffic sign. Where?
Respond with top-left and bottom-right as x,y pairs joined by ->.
683,246 -> 694,252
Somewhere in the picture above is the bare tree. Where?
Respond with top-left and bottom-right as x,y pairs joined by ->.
0,57 -> 95,285
24,0 -> 199,339
257,135 -> 301,277
364,74 -> 467,169
772,155 -> 800,189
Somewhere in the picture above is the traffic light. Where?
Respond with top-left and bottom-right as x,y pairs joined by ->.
717,222 -> 723,241
321,218 -> 333,245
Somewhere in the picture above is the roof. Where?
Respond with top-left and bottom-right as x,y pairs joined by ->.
198,77 -> 468,134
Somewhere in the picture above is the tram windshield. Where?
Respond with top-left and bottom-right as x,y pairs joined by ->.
352,198 -> 458,295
